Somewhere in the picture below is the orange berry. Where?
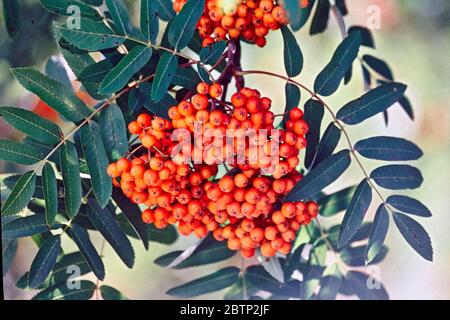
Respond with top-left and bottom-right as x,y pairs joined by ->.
196,82 -> 210,95
261,241 -> 276,257
209,83 -> 223,98
222,225 -> 236,239
142,134 -> 157,149
272,210 -> 286,224
241,218 -> 255,232
192,94 -> 209,110
130,164 -> 145,179
107,163 -> 120,178
241,247 -> 255,258
219,175 -> 235,192
279,242 -> 292,255
281,202 -> 297,218
249,227 -> 264,242
128,121 -> 142,134
306,201 -> 319,217
228,237 -> 241,250
194,225 -> 208,238
293,120 -> 309,136
141,209 -> 154,224
244,187 -> 260,204
289,107 -> 303,120
265,226 -> 279,241
137,114 -> 152,128
213,228 -> 225,241
188,199 -> 202,215
281,230 -> 296,243
116,158 -> 131,172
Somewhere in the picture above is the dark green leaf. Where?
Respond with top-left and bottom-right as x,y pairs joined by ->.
59,142 -> 82,218
67,224 -> 105,280
393,212 -> 433,261
12,68 -> 91,122
172,67 -> 201,90
81,0 -> 103,5
166,267 -> 240,298
337,82 -> 407,125
99,104 -> 128,162
317,264 -> 342,300
151,52 -> 178,102
314,32 -> 361,96
282,82 -> 301,127
51,251 -> 92,284
100,285 -> 128,300
245,265 -> 300,297
3,215 -> 48,239
387,195 -> 431,217
3,239 -> 18,276
140,0 -> 159,43
200,41 -> 226,65
168,0 -> 205,50
362,55 -> 393,80
57,18 -> 126,51
399,95 -> 414,120
32,280 -> 96,300
259,256 -> 285,283
312,122 -> 341,168
348,26 -> 374,48
148,224 -> 178,244
59,48 -> 106,100
16,251 -> 92,289
1,171 -> 36,216
342,245 -> 388,267
142,85 -> 176,119
42,163 -> 58,225
285,149 -> 351,201
112,188 -> 149,249
310,0 -> 330,35
284,0 -> 315,31
224,277 -> 257,300
155,0 -> 175,21
310,240 -> 327,266
80,122 -> 112,207
155,235 -> 235,269
0,139 -> 43,165
45,56 -> 73,90
197,62 -> 212,84
87,199 -> 135,268
29,235 -> 61,288
370,164 -> 423,190
365,204 -> 390,264
38,0 -> 102,20
105,0 -> 132,35
355,136 -> 423,161
2,0 -> 21,38
99,46 -> 152,94
79,60 -> 114,83
341,271 -> 388,300
317,185 -> 357,217
338,179 -> 372,247
317,275 -> 341,300
283,245 -> 304,280
281,26 -> 303,77
304,99 -> 324,169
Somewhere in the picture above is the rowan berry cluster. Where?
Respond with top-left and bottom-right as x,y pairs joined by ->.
173,0 -> 290,47
107,82 -> 319,258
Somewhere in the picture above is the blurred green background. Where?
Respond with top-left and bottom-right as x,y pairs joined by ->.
1,0 -> 449,299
